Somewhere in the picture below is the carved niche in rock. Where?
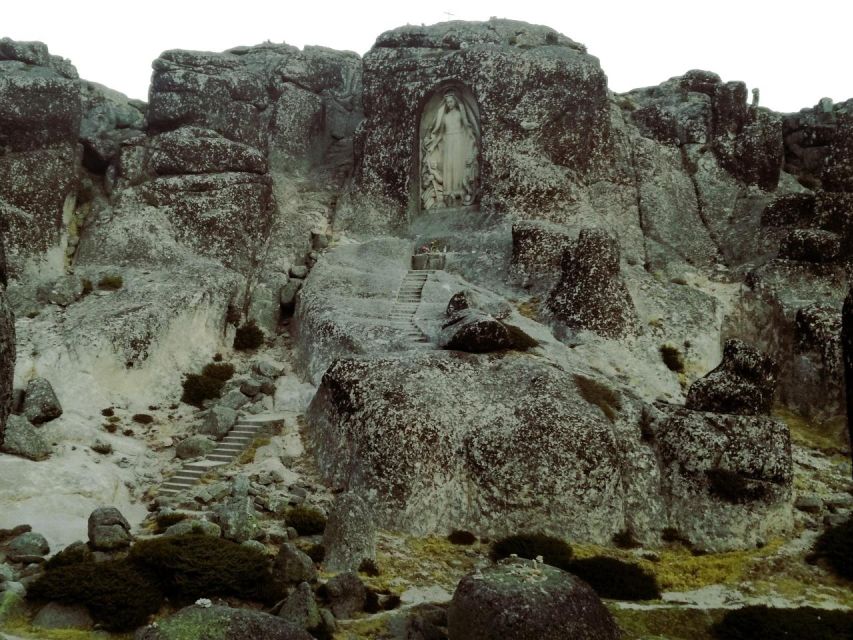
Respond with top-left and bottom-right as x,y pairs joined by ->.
419,85 -> 481,210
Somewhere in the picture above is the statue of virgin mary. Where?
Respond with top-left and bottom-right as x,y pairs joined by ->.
421,89 -> 480,210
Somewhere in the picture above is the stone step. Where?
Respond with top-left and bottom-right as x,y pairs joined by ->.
229,429 -> 260,437
223,436 -> 254,444
207,454 -> 236,463
214,445 -> 247,453
173,469 -> 206,478
164,476 -> 198,487
238,412 -> 288,425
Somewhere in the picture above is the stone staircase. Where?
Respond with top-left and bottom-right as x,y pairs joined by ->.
390,270 -> 432,346
159,414 -> 285,496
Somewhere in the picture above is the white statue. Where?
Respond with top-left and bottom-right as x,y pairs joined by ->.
421,89 -> 480,209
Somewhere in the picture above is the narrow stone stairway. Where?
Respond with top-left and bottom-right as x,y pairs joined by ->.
159,413 -> 285,496
390,270 -> 433,346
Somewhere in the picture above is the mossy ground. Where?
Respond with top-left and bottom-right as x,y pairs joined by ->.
610,606 -> 723,640
775,407 -> 849,455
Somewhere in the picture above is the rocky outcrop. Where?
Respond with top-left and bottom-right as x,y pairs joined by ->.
438,309 -> 512,353
0,39 -> 81,278
547,229 -> 637,338
0,234 -> 13,447
685,339 -> 777,416
782,98 -> 852,188
509,220 -> 573,292
645,403 -> 793,551
447,558 -> 620,640
307,352 -> 660,544
348,19 -> 610,226
624,69 -> 783,191
135,604 -> 313,640
842,287 -> 853,460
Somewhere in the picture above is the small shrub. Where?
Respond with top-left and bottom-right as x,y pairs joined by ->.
613,529 -> 641,549
128,534 -> 284,605
568,556 -> 661,601
107,415 -> 121,423
201,362 -> 235,382
234,322 -> 265,351
359,558 -> 379,575
28,559 -> 163,631
81,279 -> 93,296
662,527 -> 692,546
706,468 -> 768,504
97,275 -> 123,290
123,429 -> 134,436
811,517 -> 853,580
101,408 -> 114,417
181,373 -> 224,408
103,423 -> 117,433
304,543 -> 326,563
491,533 -> 573,571
447,530 -> 478,545
287,506 -> 327,536
660,344 -> 685,373
213,352 -> 223,362
711,605 -> 853,640
132,413 -> 154,425
44,542 -> 93,570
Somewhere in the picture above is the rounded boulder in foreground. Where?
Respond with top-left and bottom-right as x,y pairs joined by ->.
447,558 -> 620,640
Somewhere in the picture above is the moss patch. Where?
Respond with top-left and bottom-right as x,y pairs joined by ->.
774,408 -> 849,454
237,437 -> 271,464
573,374 -> 621,422
610,606 -> 721,640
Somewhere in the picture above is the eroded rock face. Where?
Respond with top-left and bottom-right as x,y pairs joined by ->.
307,352 -> 652,543
447,558 -> 620,640
0,234 -> 13,446
646,403 -> 793,551
438,309 -> 512,353
21,377 -> 62,425
322,493 -> 376,573
686,339 -> 777,416
0,415 -> 50,461
547,229 -> 637,338
350,19 -> 610,223
0,39 -> 81,277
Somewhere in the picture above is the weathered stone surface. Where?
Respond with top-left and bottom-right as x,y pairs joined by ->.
645,403 -> 793,551
778,229 -> 841,263
200,406 -> 237,439
218,388 -> 250,411
447,558 -> 620,640
509,221 -> 573,291
307,352 -> 653,543
1,414 -> 50,460
547,229 -> 637,338
214,496 -> 261,543
350,19 -> 610,225
323,572 -> 366,619
175,434 -> 215,459
0,268 -> 15,446
686,339 -> 777,416
843,287 -> 853,458
278,581 -> 321,631
163,519 -> 221,538
438,309 -> 512,353
21,377 -> 62,424
5,531 -> 49,561
322,493 -> 376,573
79,80 -> 145,170
135,604 -> 313,640
274,543 -> 317,584
87,506 -> 132,550
32,602 -> 94,630
0,39 -> 81,277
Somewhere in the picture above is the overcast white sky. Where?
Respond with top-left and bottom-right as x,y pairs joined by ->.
5,0 -> 852,113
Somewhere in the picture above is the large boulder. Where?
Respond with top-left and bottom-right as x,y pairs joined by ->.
135,604 -> 313,640
21,377 -> 63,424
322,493 -> 376,573
306,351 -> 657,544
645,403 -> 793,551
546,229 -> 637,338
87,506 -> 132,550
438,309 -> 512,353
0,39 -> 81,277
213,496 -> 261,543
447,558 -> 620,640
200,406 -> 237,439
322,572 -> 366,619
1,414 -> 51,460
32,602 -> 94,630
5,530 -> 49,561
349,19 -> 610,226
685,339 -> 777,416
274,543 -> 317,584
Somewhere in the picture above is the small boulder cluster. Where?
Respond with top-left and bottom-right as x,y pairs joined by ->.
1,376 -> 62,461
